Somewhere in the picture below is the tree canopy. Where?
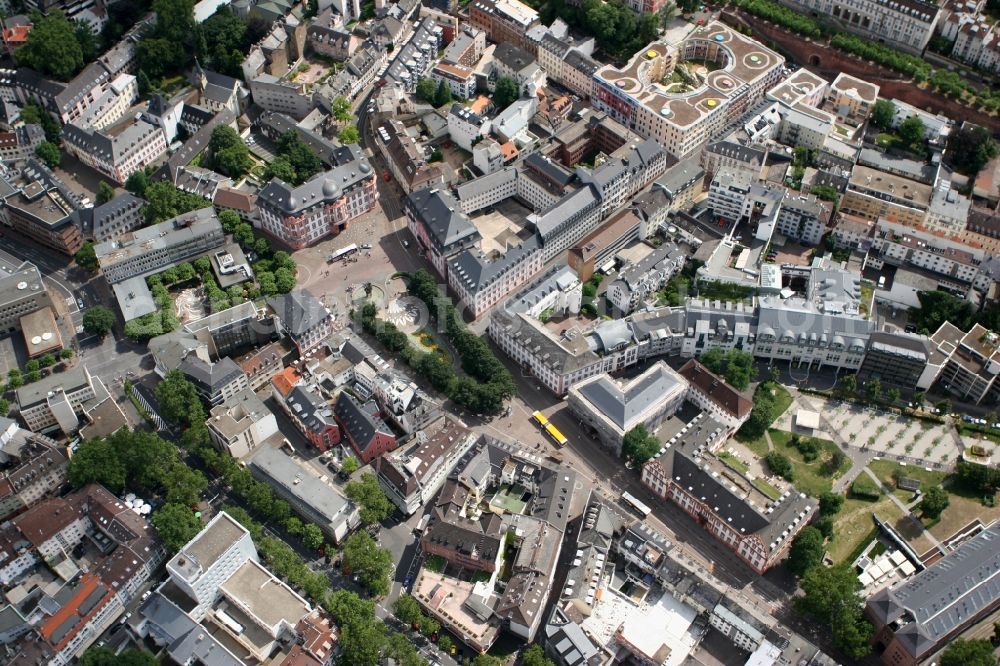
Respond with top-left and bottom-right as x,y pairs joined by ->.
345,473 -> 394,525
208,125 -> 252,178
492,76 -> 520,111
17,10 -> 85,80
738,380 -> 785,440
909,290 -> 975,335
75,242 -> 99,271
35,141 -> 61,168
138,0 -> 197,79
338,126 -> 360,145
898,115 -> 926,148
198,7 -> 250,77
143,181 -> 209,225
871,99 -> 895,130
263,131 -> 323,185
341,531 -> 393,596
765,451 -> 794,480
948,125 -> 999,177
81,647 -> 158,666
156,369 -> 206,427
697,348 -> 755,390
622,425 -> 660,465
919,485 -> 950,519
97,181 -> 116,205
152,502 -> 203,552
787,526 -> 825,577
939,639 -> 997,666
82,306 -> 117,337
796,564 -> 873,659
523,645 -> 557,666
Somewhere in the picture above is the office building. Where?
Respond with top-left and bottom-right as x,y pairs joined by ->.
592,23 -> 783,158
249,446 -> 359,542
641,411 -> 814,573
180,356 -> 250,407
61,118 -> 168,185
268,290 -> 332,356
406,187 -> 482,277
94,208 -> 225,284
567,361 -> 688,455
256,146 -> 379,249
0,257 -> 50,335
15,365 -> 99,435
2,160 -> 84,255
867,522 -> 1000,666
859,331 -> 939,391
207,389 -> 279,459
160,511 -> 316,662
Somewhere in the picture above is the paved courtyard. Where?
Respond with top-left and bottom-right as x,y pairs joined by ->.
292,182 -> 424,333
784,392 -> 961,468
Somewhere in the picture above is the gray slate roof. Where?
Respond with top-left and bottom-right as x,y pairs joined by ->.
576,363 -> 684,429
268,291 -> 329,338
406,187 -> 480,253
866,522 -> 1000,659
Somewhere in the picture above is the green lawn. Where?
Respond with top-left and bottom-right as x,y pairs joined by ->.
769,429 -> 849,497
828,495 -> 895,563
718,451 -> 749,475
741,435 -> 770,458
770,383 -> 793,421
735,382 -> 791,448
868,459 -> 948,501
753,478 -> 781,500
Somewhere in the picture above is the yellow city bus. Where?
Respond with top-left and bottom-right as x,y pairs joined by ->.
545,423 -> 568,448
532,410 -> 549,428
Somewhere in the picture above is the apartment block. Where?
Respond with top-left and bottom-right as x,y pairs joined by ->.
375,417 -> 477,515
0,420 -> 67,521
468,0 -> 540,52
775,0 -> 941,53
375,119 -> 444,194
431,63 -> 477,100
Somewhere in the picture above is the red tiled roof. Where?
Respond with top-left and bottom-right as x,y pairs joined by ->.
678,359 -> 753,420
271,367 -> 301,397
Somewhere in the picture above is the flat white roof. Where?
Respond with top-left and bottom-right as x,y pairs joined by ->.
618,593 -> 698,666
796,409 -> 820,430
